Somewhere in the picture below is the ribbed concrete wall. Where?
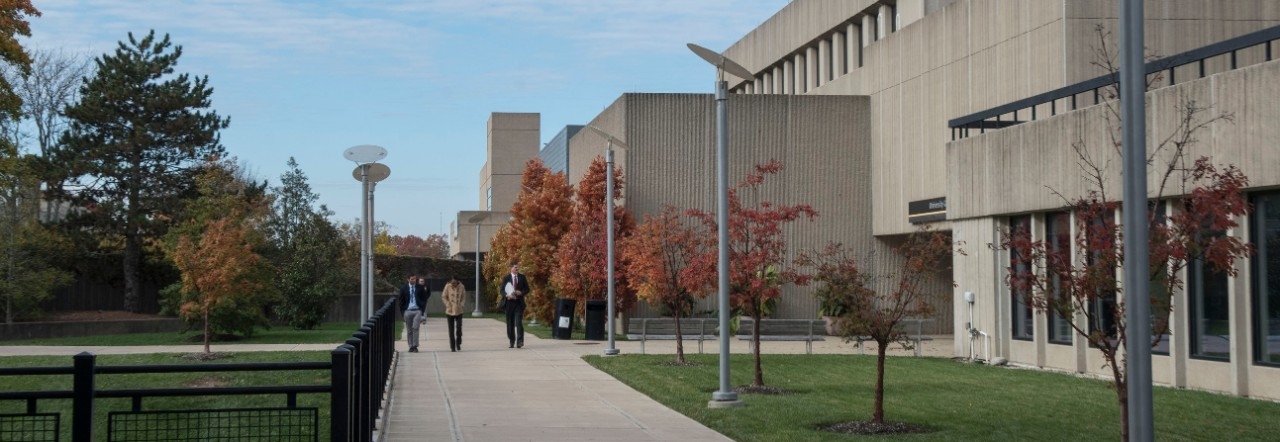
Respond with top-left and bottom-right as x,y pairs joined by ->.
566,93 -> 921,326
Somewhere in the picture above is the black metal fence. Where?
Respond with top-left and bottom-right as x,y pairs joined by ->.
0,298 -> 398,442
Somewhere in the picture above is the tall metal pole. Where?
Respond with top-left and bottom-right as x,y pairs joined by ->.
367,180 -> 377,321
1121,0 -> 1152,440
359,166 -> 370,323
709,77 -> 740,407
473,220 -> 483,317
604,146 -> 620,356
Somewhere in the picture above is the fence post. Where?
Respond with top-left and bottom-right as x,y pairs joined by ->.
72,352 -> 95,442
346,335 -> 367,442
331,345 -> 353,442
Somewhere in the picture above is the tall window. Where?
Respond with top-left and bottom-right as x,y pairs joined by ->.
1086,211 -> 1119,346
1011,215 -> 1034,340
485,187 -> 493,211
1189,229 -> 1231,361
1150,202 -> 1172,355
1254,192 -> 1280,365
1045,211 -> 1073,344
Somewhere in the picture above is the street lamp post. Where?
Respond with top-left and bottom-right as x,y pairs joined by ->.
687,43 -> 753,409
586,125 -> 629,357
468,212 -> 489,317
344,145 -> 389,323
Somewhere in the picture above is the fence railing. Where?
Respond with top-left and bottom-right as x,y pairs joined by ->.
949,25 -> 1280,140
0,298 -> 398,442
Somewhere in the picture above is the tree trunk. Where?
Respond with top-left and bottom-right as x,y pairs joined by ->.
874,339 -> 887,424
123,231 -> 141,312
674,311 -> 686,364
1112,362 -> 1128,441
752,310 -> 764,387
203,305 -> 211,353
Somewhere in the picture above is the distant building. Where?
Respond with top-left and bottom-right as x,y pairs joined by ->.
449,113 -> 539,260
541,125 -> 582,177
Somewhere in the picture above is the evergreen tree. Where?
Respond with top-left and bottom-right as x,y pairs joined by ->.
266,157 -> 349,329
53,31 -> 229,312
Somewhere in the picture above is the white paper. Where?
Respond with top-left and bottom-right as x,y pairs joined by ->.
504,282 -> 514,295
558,317 -> 570,328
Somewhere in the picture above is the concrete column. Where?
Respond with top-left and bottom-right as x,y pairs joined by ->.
782,60 -> 794,94
794,53 -> 806,93
818,39 -> 831,87
847,23 -> 861,67
744,81 -> 754,94
832,31 -> 845,77
862,15 -> 874,45
761,71 -> 773,94
805,46 -> 818,93
773,66 -> 783,94
878,4 -> 893,38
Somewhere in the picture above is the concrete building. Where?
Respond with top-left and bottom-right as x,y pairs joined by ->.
449,113 -> 540,260
541,125 -> 582,177
693,0 -> 1280,400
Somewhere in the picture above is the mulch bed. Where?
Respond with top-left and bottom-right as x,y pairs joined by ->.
820,420 -> 932,435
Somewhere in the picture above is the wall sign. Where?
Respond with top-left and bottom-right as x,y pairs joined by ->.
908,197 -> 946,223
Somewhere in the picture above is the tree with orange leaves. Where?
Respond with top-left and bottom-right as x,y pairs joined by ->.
622,205 -> 707,364
552,156 -> 636,315
686,159 -> 817,388
485,159 -> 574,324
173,217 -> 273,353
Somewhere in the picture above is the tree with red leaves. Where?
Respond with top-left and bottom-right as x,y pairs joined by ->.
552,156 -> 636,316
622,205 -> 708,364
392,233 -> 449,258
799,227 -> 956,424
997,37 -> 1253,437
686,159 -> 817,388
485,159 -> 574,324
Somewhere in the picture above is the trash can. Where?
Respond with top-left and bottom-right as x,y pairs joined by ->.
584,300 -> 607,341
553,298 -> 576,340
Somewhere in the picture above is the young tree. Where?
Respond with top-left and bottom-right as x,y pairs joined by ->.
52,31 -> 229,312
996,26 -> 1253,440
485,159 -> 573,323
799,227 -> 955,425
265,157 -> 349,329
686,160 -> 817,388
0,148 -> 71,323
622,205 -> 707,364
552,156 -> 636,314
167,159 -> 276,352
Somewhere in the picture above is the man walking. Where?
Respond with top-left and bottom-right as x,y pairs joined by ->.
399,274 -> 428,352
501,263 -> 530,348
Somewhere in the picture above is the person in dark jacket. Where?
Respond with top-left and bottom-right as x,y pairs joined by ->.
398,274 -> 428,352
500,263 -> 530,348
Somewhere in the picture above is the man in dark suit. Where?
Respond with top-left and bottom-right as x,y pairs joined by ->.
398,274 -> 428,352
501,263 -> 530,348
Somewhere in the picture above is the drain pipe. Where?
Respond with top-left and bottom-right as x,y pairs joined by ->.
964,291 -> 991,363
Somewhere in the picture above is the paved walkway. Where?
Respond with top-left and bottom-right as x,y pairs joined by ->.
0,318 -> 955,442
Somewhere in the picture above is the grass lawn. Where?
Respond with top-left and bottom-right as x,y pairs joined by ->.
0,351 -> 334,441
585,353 -> 1280,441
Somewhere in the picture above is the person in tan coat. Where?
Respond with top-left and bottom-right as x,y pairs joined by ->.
442,275 -> 467,352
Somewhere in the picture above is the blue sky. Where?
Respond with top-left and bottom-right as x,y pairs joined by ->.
22,0 -> 789,238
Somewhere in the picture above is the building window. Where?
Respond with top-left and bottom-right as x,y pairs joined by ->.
1010,215 -> 1034,341
486,187 -> 492,211
1150,202 -> 1172,355
1189,229 -> 1231,361
1045,211 -> 1072,344
1086,210 -> 1119,347
1254,192 -> 1280,366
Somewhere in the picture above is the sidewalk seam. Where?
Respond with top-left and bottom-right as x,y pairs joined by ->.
432,352 -> 464,442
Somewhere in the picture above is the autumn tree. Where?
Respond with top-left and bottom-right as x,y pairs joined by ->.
686,159 -> 817,388
0,1 -> 39,118
552,156 -> 636,315
799,227 -> 955,425
392,233 -> 448,258
265,157 -> 349,329
485,159 -> 573,323
52,31 -> 229,312
996,26 -> 1253,440
622,205 -> 707,364
165,158 -> 276,351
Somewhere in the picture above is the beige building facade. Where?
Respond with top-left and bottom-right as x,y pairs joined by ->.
449,113 -> 540,259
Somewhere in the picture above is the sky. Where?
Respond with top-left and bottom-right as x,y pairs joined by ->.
21,0 -> 790,238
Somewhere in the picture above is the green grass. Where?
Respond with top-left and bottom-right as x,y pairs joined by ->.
0,351 -> 333,442
1,321 -> 379,346
585,353 -> 1280,441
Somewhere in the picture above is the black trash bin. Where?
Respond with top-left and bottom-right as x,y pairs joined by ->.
553,298 -> 576,340
584,300 -> 607,340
